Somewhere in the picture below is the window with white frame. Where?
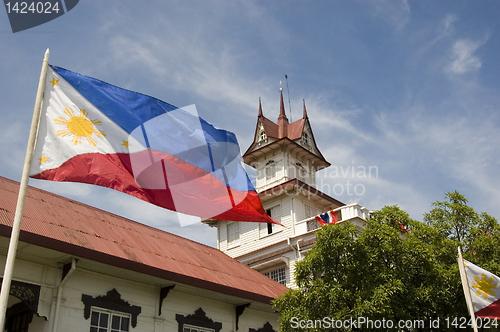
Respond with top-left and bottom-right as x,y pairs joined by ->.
260,205 -> 282,237
183,325 -> 215,332
227,222 -> 240,247
90,308 -> 130,332
265,165 -> 276,182
82,289 -> 141,329
176,308 -> 222,332
294,162 -> 310,183
264,267 -> 287,285
304,204 -> 314,219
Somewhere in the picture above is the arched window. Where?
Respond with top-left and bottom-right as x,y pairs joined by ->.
259,130 -> 267,141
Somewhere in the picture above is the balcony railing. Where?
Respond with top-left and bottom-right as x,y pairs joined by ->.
296,203 -> 371,234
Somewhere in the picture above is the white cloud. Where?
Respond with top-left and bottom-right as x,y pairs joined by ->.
301,95 -> 374,144
99,6 -> 499,225
448,39 -> 482,74
404,106 -> 500,215
442,14 -> 457,35
92,1 -> 287,116
367,0 -> 411,30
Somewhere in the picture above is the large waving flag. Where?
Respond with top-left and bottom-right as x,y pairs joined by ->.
314,210 -> 338,226
29,65 -> 276,224
463,260 -> 500,318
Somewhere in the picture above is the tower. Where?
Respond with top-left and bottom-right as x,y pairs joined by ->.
204,91 -> 369,288
245,91 -> 329,191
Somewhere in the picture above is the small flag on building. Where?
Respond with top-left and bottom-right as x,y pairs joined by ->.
29,65 -> 277,224
392,218 -> 409,233
462,260 -> 500,318
314,210 -> 338,226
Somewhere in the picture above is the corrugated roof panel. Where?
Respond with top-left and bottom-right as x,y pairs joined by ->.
287,119 -> 305,140
0,176 -> 288,303
261,116 -> 279,138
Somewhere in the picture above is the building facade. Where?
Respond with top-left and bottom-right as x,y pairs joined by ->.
206,92 -> 369,289
0,176 -> 287,332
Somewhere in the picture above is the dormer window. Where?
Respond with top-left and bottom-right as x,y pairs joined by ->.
258,123 -> 267,142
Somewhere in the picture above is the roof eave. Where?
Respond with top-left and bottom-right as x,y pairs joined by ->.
243,137 -> 330,169
258,178 -> 345,207
0,224 -> 286,304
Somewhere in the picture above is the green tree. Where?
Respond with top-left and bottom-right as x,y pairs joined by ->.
424,191 -> 481,245
424,190 -> 500,276
275,192 -> 500,331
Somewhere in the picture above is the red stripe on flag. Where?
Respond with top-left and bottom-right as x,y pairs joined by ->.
31,152 -> 275,223
475,297 -> 500,319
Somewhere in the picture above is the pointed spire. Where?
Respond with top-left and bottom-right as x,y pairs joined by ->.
258,97 -> 263,117
277,89 -> 289,138
279,89 -> 287,119
303,99 -> 308,119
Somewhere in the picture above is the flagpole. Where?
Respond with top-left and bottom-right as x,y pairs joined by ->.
0,49 -> 50,326
457,247 -> 479,332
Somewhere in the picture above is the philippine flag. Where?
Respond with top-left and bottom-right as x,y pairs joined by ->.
314,210 -> 338,226
464,260 -> 500,318
29,66 -> 276,224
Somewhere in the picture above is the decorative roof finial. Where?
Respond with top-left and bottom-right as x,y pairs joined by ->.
278,89 -> 289,138
279,89 -> 286,119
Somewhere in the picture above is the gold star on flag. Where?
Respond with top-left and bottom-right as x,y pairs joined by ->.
50,78 -> 59,86
39,154 -> 49,165
121,140 -> 130,148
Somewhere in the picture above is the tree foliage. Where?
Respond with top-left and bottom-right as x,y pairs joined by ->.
424,191 -> 500,274
274,192 -> 500,331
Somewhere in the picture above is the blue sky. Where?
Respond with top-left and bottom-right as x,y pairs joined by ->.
1,1 -> 500,247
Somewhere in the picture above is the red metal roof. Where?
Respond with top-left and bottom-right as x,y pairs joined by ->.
260,116 -> 279,139
287,118 -> 305,140
0,176 -> 288,304
243,97 -> 330,169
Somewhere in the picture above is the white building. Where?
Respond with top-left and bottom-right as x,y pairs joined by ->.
0,176 -> 287,332
205,92 -> 369,289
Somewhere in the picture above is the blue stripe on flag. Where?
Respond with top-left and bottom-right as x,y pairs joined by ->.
51,65 -> 253,192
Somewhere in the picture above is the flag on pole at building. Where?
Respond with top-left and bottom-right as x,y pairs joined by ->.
314,210 -> 338,226
462,259 -> 500,318
29,65 -> 276,224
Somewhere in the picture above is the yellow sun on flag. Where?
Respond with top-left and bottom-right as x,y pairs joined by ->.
472,273 -> 498,299
55,107 -> 106,146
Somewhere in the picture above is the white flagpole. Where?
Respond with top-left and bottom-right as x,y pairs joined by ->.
0,49 -> 50,326
457,247 -> 479,332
